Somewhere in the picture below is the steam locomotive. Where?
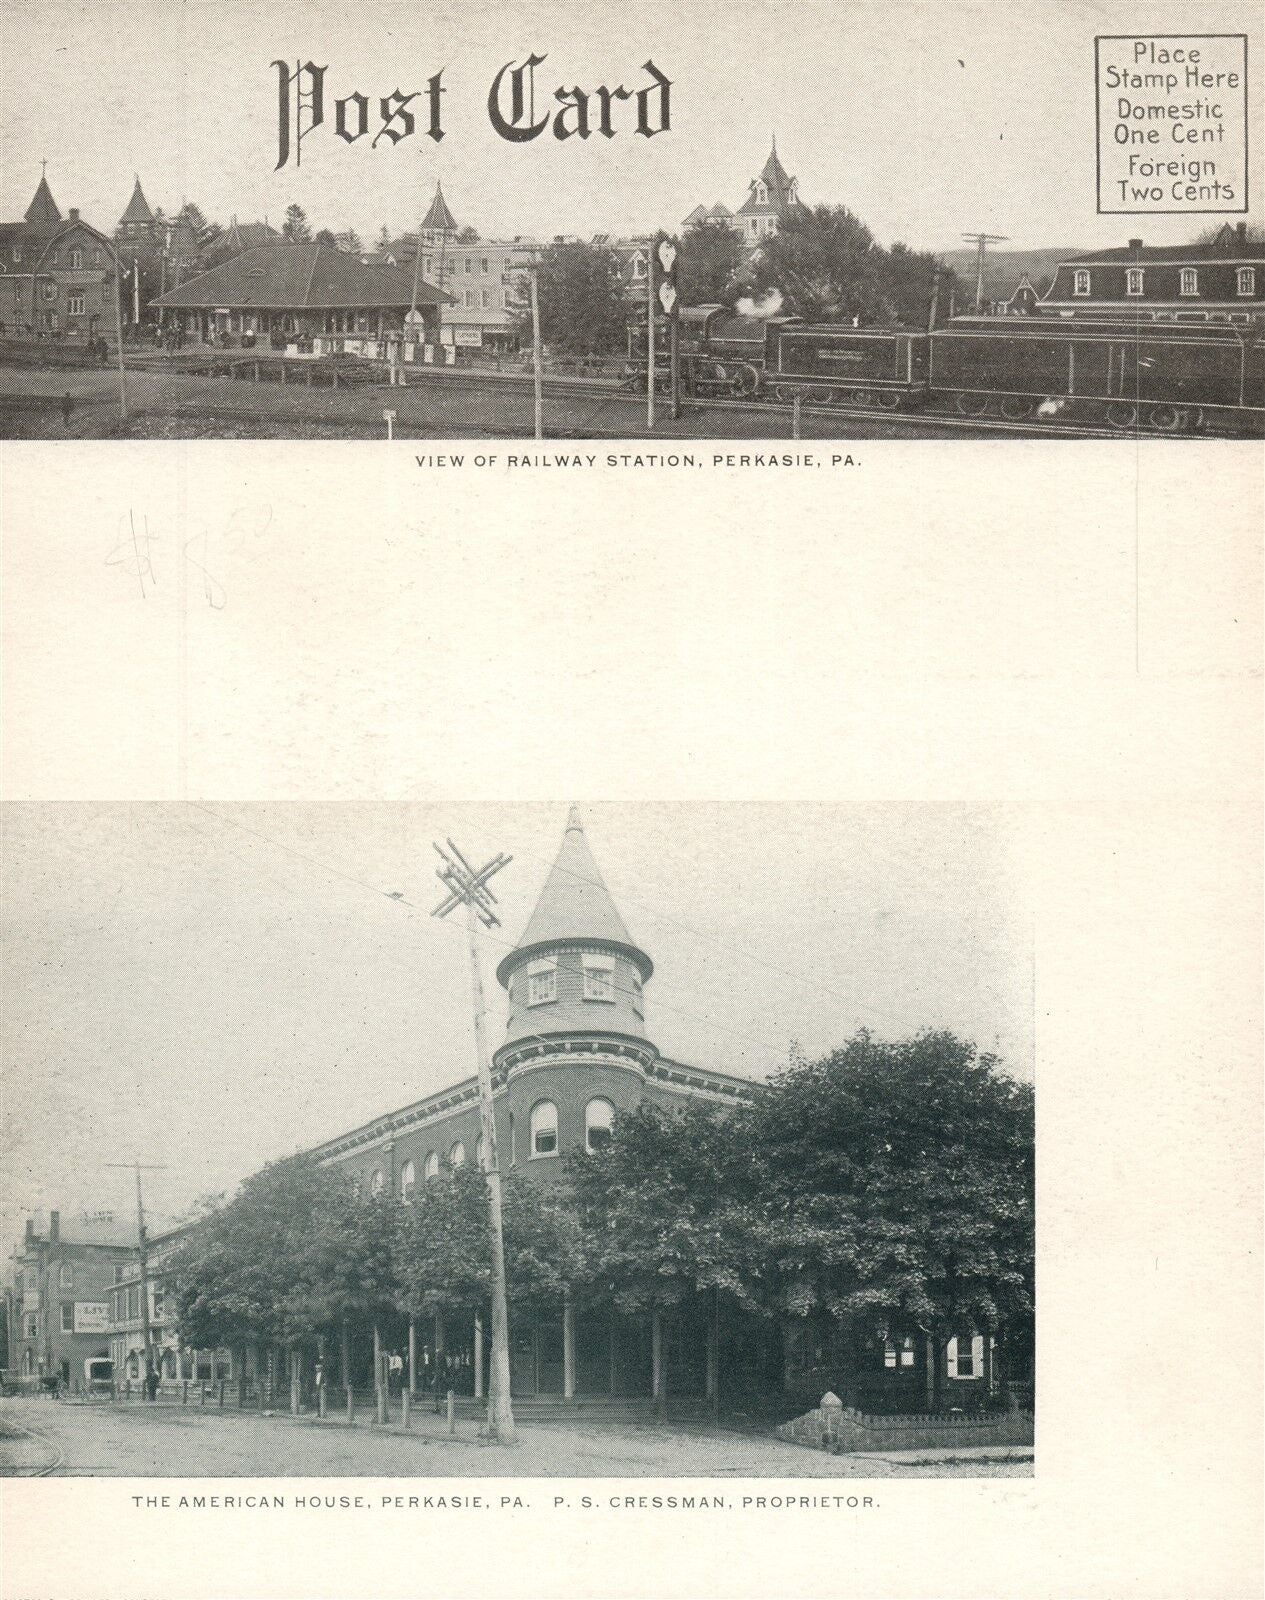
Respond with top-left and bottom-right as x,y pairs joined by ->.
629,304 -> 1265,433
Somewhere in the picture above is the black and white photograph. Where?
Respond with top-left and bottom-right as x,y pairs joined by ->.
1,2 -> 1260,1598
0,0 -> 1261,441
2,803 -> 1034,1479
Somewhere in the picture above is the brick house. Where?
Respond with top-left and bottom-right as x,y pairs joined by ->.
1038,222 -> 1263,324
5,1211 -> 135,1389
309,807 -> 756,1402
0,172 -> 117,340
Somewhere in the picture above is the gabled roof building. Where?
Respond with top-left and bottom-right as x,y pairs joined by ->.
154,242 -> 451,345
683,139 -> 803,247
0,170 -> 117,339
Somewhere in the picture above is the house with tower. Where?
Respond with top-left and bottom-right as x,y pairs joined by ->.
306,807 -> 755,1402
683,139 -> 804,246
0,168 -> 117,338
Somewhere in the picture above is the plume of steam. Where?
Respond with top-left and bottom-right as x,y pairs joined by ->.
735,288 -> 784,318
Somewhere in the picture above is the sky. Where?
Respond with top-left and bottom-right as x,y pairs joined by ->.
2,802 -> 1033,1260
1,0 -> 1260,254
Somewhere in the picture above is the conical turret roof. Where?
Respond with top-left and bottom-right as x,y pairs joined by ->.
420,182 -> 457,234
25,173 -> 61,225
119,176 -> 154,226
496,808 -> 652,985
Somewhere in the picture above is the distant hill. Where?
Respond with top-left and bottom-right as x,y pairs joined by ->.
935,247 -> 1081,305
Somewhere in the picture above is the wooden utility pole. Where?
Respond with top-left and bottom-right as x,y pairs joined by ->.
432,838 -> 517,1446
961,232 -> 1009,313
111,248 -> 128,421
530,268 -> 543,441
105,1161 -> 166,1389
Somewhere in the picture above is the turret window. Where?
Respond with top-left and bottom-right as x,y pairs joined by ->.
585,1098 -> 615,1152
526,958 -> 557,1006
583,955 -> 615,1002
530,1100 -> 558,1157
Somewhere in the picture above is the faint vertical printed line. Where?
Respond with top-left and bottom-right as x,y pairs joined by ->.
1134,444 -> 1141,675
178,452 -> 188,800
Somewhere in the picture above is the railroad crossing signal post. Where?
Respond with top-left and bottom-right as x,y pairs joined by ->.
432,838 -> 517,1446
655,236 -> 681,421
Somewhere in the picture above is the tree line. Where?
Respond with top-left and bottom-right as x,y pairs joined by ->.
518,207 -> 955,357
171,1031 -> 1033,1409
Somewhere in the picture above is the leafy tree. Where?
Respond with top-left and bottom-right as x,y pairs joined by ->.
569,1101 -> 768,1317
456,225 -> 480,243
390,1165 -> 491,1324
883,241 -> 952,329
313,228 -> 337,249
283,204 -> 312,243
678,220 -> 745,306
335,229 -> 363,255
744,204 -> 892,323
756,1031 -> 1034,1404
513,241 -> 628,356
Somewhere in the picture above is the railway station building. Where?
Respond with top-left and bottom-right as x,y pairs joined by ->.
154,243 -> 450,349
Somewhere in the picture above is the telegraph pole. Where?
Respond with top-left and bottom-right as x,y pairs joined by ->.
105,1161 -> 166,1391
530,266 -> 543,441
111,247 -> 128,421
432,838 -> 517,1446
961,232 -> 1009,313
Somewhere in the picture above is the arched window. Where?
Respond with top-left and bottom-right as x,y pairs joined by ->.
585,1097 -> 615,1153
424,1150 -> 439,1181
476,1133 -> 486,1169
370,1169 -> 385,1196
400,1160 -> 416,1202
530,1100 -> 558,1157
448,1140 -> 466,1168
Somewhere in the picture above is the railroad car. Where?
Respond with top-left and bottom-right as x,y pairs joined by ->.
631,303 -> 1264,432
929,316 -> 1264,430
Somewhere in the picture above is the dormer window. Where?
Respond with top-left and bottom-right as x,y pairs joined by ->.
1180,268 -> 1198,296
1126,267 -> 1144,296
1238,267 -> 1256,296
1073,269 -> 1090,296
526,958 -> 557,1006
755,181 -> 768,204
582,954 -> 615,1002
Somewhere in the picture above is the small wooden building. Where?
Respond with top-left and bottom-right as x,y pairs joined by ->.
154,243 -> 449,348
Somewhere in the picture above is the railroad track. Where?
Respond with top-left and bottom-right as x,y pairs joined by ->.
0,1412 -> 64,1477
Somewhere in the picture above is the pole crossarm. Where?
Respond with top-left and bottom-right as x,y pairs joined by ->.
431,842 -> 512,927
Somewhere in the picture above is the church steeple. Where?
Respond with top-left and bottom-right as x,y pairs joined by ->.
25,170 -> 61,225
494,809 -> 655,1062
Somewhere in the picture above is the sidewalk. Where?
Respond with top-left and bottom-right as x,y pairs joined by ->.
849,1445 -> 1034,1466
